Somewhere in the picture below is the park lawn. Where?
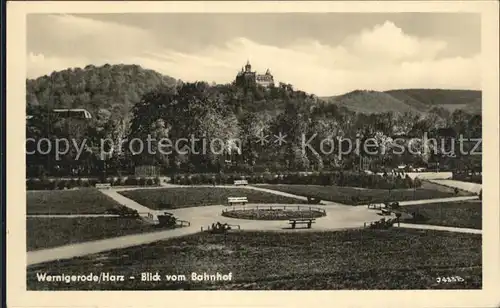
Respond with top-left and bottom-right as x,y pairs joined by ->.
401,201 -> 482,229
27,217 -> 169,251
27,189 -> 121,214
420,181 -> 474,196
119,187 -> 307,210
259,185 -> 456,205
27,228 -> 481,290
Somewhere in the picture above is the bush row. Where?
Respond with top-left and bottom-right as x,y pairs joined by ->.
26,177 -> 161,190
105,205 -> 140,217
452,173 -> 482,184
171,172 -> 422,189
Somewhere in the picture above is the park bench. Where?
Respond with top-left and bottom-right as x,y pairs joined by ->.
368,218 -> 395,229
288,218 -> 316,229
95,183 -> 111,189
387,201 -> 400,209
156,212 -> 178,227
381,208 -> 392,215
234,180 -> 248,186
227,197 -> 248,206
306,196 -> 322,204
368,203 -> 383,210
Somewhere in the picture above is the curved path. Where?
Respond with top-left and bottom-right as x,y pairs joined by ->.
28,225 -> 203,266
27,202 -> 382,265
394,223 -> 482,234
27,185 -> 480,266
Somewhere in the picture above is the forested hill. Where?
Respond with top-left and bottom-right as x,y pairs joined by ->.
385,89 -> 482,114
322,89 -> 481,115
26,64 -> 482,175
26,64 -> 178,121
27,64 -> 481,118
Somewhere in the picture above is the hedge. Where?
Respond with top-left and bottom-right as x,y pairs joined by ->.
171,172 -> 421,190
26,176 -> 161,190
452,173 -> 482,184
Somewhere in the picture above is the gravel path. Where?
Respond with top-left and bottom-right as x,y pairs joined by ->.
395,223 -> 482,234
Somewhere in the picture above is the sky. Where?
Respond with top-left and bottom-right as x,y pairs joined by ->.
27,13 -> 481,96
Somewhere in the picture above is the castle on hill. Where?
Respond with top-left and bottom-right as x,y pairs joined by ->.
235,60 -> 275,88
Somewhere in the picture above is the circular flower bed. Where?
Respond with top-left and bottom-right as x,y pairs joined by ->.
222,206 -> 326,221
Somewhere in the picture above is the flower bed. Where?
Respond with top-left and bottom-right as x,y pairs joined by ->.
221,205 -> 326,220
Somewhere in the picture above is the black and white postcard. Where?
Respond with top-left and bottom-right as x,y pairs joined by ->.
6,1 -> 500,308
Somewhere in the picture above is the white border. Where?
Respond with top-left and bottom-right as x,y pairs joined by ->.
7,2 -> 500,307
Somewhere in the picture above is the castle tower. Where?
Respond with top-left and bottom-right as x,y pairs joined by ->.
235,60 -> 273,89
245,60 -> 252,72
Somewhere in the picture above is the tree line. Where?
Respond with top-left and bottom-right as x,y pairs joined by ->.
26,65 -> 482,178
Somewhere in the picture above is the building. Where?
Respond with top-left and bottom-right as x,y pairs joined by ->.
27,108 -> 92,121
235,60 -> 274,88
53,109 -> 92,119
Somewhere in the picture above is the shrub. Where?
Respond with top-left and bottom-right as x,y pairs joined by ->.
124,177 -> 137,186
56,180 -> 67,190
413,177 -> 422,188
227,175 -> 236,184
190,175 -> 201,185
26,179 -> 38,190
199,174 -> 209,184
80,178 -> 91,187
67,179 -> 77,189
106,205 -> 139,217
138,178 -> 147,186
116,177 -> 126,186
148,171 -> 419,189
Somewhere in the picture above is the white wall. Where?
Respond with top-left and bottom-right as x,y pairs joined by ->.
376,172 -> 453,180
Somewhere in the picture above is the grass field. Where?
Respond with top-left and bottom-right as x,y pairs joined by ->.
119,187 -> 307,210
27,189 -> 122,214
401,201 -> 482,229
27,229 -> 481,290
420,181 -> 474,196
259,185 -> 456,205
27,217 -> 167,251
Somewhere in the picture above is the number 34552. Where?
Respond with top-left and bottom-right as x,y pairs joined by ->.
436,276 -> 464,283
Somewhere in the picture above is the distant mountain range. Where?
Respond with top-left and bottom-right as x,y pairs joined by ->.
26,64 -> 481,118
321,89 -> 481,115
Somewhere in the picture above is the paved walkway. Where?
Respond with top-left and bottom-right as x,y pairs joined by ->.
395,223 -> 482,234
390,195 -> 478,207
27,214 -> 120,218
28,226 -> 202,266
99,189 -> 153,213
27,185 -> 482,266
